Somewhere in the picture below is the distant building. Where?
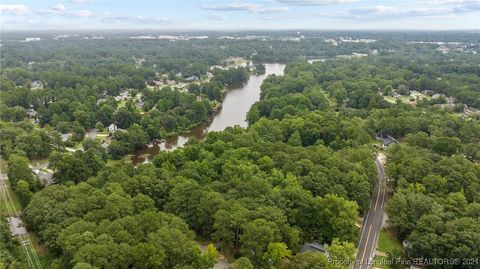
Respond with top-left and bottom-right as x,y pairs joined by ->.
22,37 -> 41,43
410,91 -> 421,99
300,243 -> 329,256
60,133 -> 72,142
0,173 -> 7,181
96,98 -> 107,105
114,91 -> 130,101
33,168 -> 54,186
184,76 -> 199,82
31,80 -> 43,90
108,123 -> 118,135
375,133 -> 398,148
464,106 -> 479,115
26,108 -> 37,118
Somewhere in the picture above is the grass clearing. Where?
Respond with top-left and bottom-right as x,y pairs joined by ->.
373,228 -> 405,269
384,96 -> 397,104
0,159 -> 7,172
378,228 -> 403,254
0,178 -> 22,217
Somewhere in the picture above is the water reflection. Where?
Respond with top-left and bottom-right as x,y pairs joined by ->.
131,63 -> 286,164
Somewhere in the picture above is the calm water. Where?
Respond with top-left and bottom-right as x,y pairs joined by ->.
131,63 -> 286,164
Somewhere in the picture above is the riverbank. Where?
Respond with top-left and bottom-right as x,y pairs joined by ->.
131,63 -> 286,164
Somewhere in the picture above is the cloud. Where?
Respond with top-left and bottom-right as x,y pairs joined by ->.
207,14 -> 227,21
261,14 -> 300,20
70,0 -> 95,3
51,3 -> 66,12
0,4 -> 28,15
259,6 -> 290,14
201,2 -> 289,14
338,0 -> 480,20
453,0 -> 480,12
274,0 -> 357,5
76,9 -> 94,17
201,2 -> 262,12
100,12 -> 177,25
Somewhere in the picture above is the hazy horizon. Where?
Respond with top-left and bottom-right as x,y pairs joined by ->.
1,0 -> 479,31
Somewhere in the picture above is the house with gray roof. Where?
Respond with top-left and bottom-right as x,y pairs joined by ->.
300,243 -> 329,256
375,132 -> 398,148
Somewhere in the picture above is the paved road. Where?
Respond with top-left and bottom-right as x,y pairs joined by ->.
354,155 -> 387,269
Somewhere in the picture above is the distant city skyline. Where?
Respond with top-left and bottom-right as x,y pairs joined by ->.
1,0 -> 479,31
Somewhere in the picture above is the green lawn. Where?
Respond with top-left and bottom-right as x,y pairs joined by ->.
378,228 -> 403,254
384,96 -> 397,104
373,228 -> 404,269
0,159 -> 7,173
95,132 -> 109,142
0,160 -> 22,216
0,183 -> 22,217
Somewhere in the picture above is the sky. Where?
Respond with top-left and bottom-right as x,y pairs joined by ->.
1,0 -> 479,31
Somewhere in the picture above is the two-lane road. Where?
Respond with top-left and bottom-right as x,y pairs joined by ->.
355,155 -> 387,269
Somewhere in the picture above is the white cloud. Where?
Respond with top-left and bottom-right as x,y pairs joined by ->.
201,2 -> 289,14
52,3 -> 66,12
70,0 -> 95,3
0,4 -> 28,15
259,6 -> 290,14
207,14 -> 227,21
275,0 -> 357,5
76,9 -> 94,17
261,14 -> 300,20
99,13 -> 178,25
342,0 -> 480,20
201,3 -> 262,12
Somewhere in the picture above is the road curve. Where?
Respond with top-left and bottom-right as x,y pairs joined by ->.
354,155 -> 387,269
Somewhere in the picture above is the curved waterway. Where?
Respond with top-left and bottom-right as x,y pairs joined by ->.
131,63 -> 286,164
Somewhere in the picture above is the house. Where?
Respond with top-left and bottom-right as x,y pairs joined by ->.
26,108 -> 37,118
114,91 -> 130,101
31,80 -> 43,90
184,76 -> 199,82
33,168 -> 54,186
37,169 -> 54,186
410,91 -> 421,99
300,243 -> 328,256
464,106 -> 479,115
375,133 -> 398,148
0,173 -> 7,181
108,123 -> 118,135
60,133 -> 72,142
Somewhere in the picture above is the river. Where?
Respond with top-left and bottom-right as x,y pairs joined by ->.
131,63 -> 286,164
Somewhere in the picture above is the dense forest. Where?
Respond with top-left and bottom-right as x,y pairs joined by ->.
0,31 -> 479,268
